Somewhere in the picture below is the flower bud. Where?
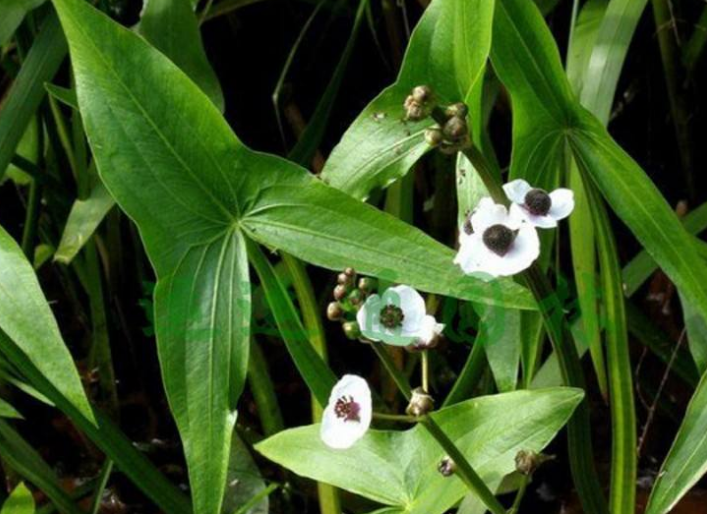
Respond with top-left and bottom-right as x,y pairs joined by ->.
344,267 -> 356,277
515,450 -> 553,476
327,302 -> 344,321
438,456 -> 456,477
443,116 -> 468,142
348,289 -> 364,307
342,321 -> 361,340
411,85 -> 432,104
357,277 -> 377,294
333,284 -> 348,301
405,387 -> 434,417
337,272 -> 353,287
424,127 -> 444,147
445,102 -> 468,119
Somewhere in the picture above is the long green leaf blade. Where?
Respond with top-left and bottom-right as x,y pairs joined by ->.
0,226 -> 94,423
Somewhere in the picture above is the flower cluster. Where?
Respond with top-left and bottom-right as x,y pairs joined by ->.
321,277 -> 444,449
454,179 -> 575,277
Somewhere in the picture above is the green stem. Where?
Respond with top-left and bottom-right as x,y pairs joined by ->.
683,5 -> 707,71
247,340 -> 285,436
89,459 -> 113,514
369,342 -> 505,514
421,350 -> 430,393
508,474 -> 530,514
20,179 -> 42,260
419,416 -> 507,514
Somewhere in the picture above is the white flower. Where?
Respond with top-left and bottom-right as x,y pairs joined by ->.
356,285 -> 444,347
454,197 -> 540,277
503,179 -> 575,228
320,375 -> 372,449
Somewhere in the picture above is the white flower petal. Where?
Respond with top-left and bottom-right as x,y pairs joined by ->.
385,285 -> 425,335
454,234 -> 488,274
320,375 -> 372,450
357,294 -> 382,342
470,198 -> 508,233
508,203 -> 530,229
493,224 -> 540,276
502,179 -> 532,205
414,315 -> 445,344
548,188 -> 575,220
524,212 -> 558,228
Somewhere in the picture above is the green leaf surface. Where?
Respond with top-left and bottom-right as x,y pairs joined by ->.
566,0 -> 607,399
55,181 -> 114,264
682,291 -> 707,375
138,0 -> 224,111
0,0 -> 45,46
645,370 -> 707,514
0,483 -> 34,514
0,226 -> 94,423
45,83 -> 78,110
622,201 -> 707,297
0,12 -> 66,183
320,0 -> 495,200
241,167 -> 534,310
257,388 -> 582,514
0,397 -> 23,419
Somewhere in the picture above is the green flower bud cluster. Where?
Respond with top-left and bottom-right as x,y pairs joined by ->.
327,268 -> 378,341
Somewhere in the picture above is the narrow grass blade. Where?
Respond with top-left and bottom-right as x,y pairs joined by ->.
0,11 -> 66,182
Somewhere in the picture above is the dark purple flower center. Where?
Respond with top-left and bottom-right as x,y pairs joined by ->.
379,304 -> 405,329
524,188 -> 552,216
482,224 -> 516,256
334,395 -> 361,422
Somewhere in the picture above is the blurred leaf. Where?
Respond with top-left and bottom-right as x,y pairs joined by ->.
622,201 -> 707,296
0,421 -> 82,514
645,370 -> 707,514
0,0 -> 45,46
138,0 -> 224,111
44,83 -> 78,110
0,226 -> 94,423
0,483 -> 34,514
2,118 -> 38,187
247,241 -> 336,407
320,0 -> 495,200
682,292 -> 707,374
0,398 -> 23,419
54,181 -> 114,264
288,0 -> 367,166
257,388 -> 583,514
0,12 -> 66,183
0,330 -> 191,514
222,433 -> 269,514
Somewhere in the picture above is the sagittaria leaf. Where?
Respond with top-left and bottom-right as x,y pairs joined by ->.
257,388 -> 583,514
320,0 -> 495,200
